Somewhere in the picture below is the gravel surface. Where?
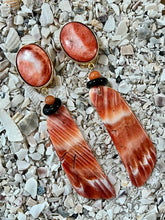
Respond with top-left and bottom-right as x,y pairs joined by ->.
0,0 -> 165,219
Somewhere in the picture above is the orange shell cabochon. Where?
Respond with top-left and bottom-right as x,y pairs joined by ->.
60,22 -> 98,63
16,44 -> 52,87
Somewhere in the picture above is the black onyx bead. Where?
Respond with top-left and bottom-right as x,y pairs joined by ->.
87,77 -> 108,89
43,98 -> 61,115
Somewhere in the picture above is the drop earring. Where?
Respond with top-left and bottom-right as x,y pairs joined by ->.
16,42 -> 115,199
87,71 -> 156,187
43,95 -> 115,199
60,21 -> 156,187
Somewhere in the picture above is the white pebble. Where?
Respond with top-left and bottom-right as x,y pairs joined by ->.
145,3 -> 157,11
46,146 -> 54,155
93,200 -> 102,210
121,45 -> 134,55
156,17 -> 165,26
110,3 -> 120,16
15,173 -> 23,182
41,27 -> 51,39
14,15 -> 24,25
144,209 -> 157,220
18,112 -> 39,136
27,135 -> 37,148
16,149 -> 28,160
98,54 -> 109,65
157,138 -> 165,151
122,0 -> 131,11
75,203 -> 83,214
39,3 -> 54,26
160,69 -> 165,82
137,84 -> 146,92
96,210 -> 107,219
83,204 -> 93,212
86,107 -> 94,114
52,184 -> 64,197
116,195 -> 126,205
118,81 -> 131,94
25,166 -> 37,179
24,177 -> 37,199
29,152 -> 42,161
112,35 -> 121,41
141,197 -> 154,205
64,180 -> 72,195
0,109 -> 23,142
30,202 -> 46,218
26,197 -> 37,207
67,99 -> 75,111
5,28 -> 21,51
37,144 -> 45,155
78,71 -> 87,78
31,24 -> 41,41
159,201 -> 165,212
119,39 -> 130,46
0,4 -> 10,18
1,133 -> 6,146
17,212 -> 26,220
64,195 -> 74,208
115,20 -> 128,36
107,209 -> 113,220
103,15 -> 115,32
59,0 -> 72,12
16,160 -> 30,171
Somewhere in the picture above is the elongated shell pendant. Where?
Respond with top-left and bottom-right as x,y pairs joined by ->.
44,98 -> 115,199
89,85 -> 156,187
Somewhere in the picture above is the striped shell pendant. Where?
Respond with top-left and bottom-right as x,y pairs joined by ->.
87,71 -> 156,187
43,96 -> 115,199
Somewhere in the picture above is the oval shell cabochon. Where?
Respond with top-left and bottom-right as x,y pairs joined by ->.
16,44 -> 52,87
60,22 -> 98,63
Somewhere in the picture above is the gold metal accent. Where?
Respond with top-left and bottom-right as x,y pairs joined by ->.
88,63 -> 95,70
41,87 -> 49,95
16,43 -> 54,91
59,21 -> 99,67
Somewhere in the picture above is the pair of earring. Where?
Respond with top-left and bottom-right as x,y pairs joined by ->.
16,22 -> 156,200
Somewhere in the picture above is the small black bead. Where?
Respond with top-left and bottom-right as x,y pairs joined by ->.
87,77 -> 108,89
43,98 -> 61,115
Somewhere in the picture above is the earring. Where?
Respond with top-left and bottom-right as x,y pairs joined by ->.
16,42 -> 115,199
87,71 -> 156,187
60,21 -> 156,187
43,95 -> 115,199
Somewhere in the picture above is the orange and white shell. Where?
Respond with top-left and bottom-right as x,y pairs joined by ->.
47,105 -> 115,199
89,86 -> 156,187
